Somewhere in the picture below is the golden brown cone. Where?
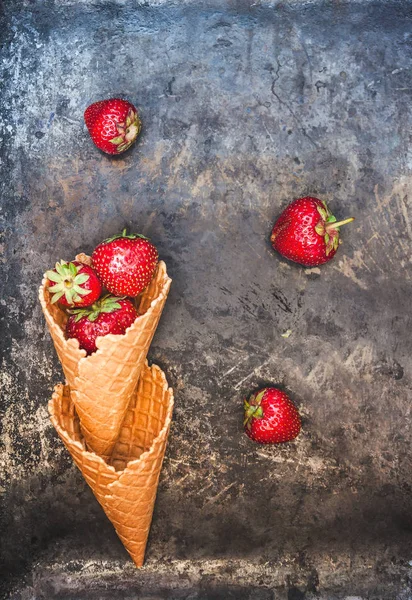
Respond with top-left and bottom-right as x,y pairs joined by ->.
39,259 -> 171,460
49,362 -> 174,567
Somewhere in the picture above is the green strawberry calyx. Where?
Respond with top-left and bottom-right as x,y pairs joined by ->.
68,295 -> 125,322
243,389 -> 266,429
314,201 -> 354,256
102,228 -> 148,244
46,261 -> 91,304
109,107 -> 141,153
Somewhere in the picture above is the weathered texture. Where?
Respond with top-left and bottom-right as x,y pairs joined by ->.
1,0 -> 412,598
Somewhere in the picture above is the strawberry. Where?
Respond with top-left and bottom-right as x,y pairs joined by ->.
270,197 -> 354,267
92,230 -> 158,297
244,388 -> 301,444
66,295 -> 138,355
46,260 -> 102,307
84,98 -> 141,155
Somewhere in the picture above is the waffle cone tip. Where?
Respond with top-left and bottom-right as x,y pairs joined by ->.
48,362 -> 174,567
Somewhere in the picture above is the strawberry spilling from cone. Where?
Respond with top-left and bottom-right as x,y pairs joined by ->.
46,260 -> 102,307
92,229 -> 159,297
66,295 -> 139,355
39,230 -> 173,567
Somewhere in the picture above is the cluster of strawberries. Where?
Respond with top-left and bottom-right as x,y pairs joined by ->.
46,230 -> 158,354
49,97 -> 355,448
246,197 -> 354,445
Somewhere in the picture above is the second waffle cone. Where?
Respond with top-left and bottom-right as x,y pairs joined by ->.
39,259 -> 171,460
49,362 -> 174,566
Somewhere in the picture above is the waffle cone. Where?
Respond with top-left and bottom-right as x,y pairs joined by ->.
39,259 -> 171,460
49,361 -> 174,567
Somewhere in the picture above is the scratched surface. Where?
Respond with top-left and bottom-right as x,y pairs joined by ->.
1,1 -> 412,598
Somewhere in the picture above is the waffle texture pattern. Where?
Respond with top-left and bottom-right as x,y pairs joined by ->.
39,259 -> 171,459
49,362 -> 174,567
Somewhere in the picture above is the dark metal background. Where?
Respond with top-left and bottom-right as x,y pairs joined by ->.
1,1 -> 412,598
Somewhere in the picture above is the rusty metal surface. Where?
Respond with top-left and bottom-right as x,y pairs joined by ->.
1,1 -> 412,598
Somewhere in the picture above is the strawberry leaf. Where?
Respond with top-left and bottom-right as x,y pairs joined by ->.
74,273 -> 89,285
254,406 -> 264,419
73,285 -> 91,295
321,200 -> 331,216
101,230 -> 148,243
325,235 -> 336,256
68,295 -> 125,321
254,390 -> 266,406
48,283 -> 64,292
315,222 -> 325,236
244,391 -> 265,427
50,290 -> 64,303
109,136 -> 125,145
55,261 -> 66,277
100,304 -> 121,313
117,142 -> 130,152
46,270 -> 62,283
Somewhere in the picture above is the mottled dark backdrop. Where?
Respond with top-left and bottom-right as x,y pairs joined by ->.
1,1 -> 412,598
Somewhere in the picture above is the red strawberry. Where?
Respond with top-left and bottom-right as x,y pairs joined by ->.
92,229 -> 158,297
270,197 -> 354,267
66,295 -> 138,355
46,260 -> 102,307
84,98 -> 141,155
244,388 -> 301,444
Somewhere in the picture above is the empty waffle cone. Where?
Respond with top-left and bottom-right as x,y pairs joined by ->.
49,361 -> 174,567
39,259 -> 171,460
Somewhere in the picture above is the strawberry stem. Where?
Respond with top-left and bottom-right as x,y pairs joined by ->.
325,217 -> 354,232
102,230 -> 148,244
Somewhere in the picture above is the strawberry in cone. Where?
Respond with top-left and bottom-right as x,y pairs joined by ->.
66,295 -> 139,355
39,233 -> 171,461
46,260 -> 102,307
